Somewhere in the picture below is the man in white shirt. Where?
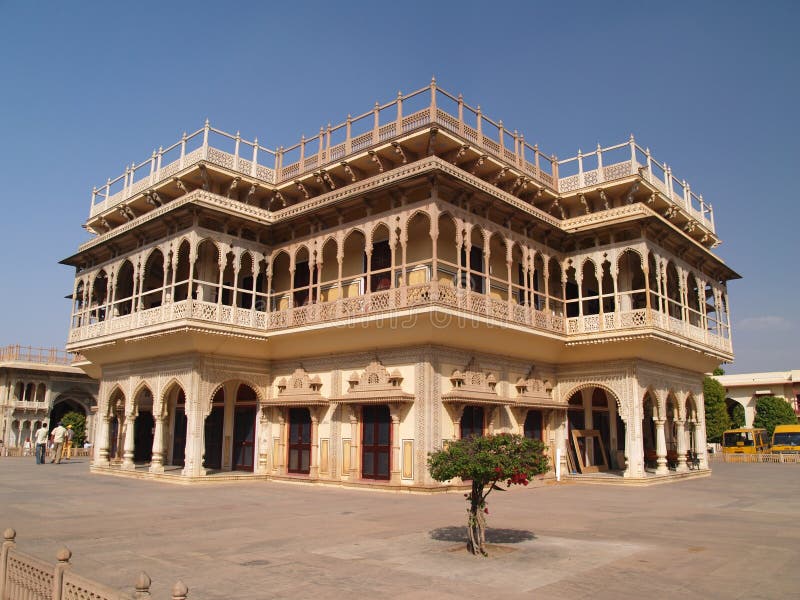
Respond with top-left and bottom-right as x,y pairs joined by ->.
50,422 -> 67,464
34,422 -> 49,464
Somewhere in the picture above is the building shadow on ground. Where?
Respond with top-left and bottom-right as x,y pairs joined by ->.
429,526 -> 536,543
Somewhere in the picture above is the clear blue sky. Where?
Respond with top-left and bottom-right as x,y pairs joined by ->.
0,1 -> 796,374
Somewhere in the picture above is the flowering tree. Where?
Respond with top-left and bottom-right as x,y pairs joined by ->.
428,433 -> 549,556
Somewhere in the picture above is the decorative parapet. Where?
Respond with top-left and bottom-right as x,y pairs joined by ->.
86,81 -> 714,233
0,345 -> 77,366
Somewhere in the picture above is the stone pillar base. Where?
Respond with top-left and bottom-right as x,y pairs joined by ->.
149,463 -> 164,474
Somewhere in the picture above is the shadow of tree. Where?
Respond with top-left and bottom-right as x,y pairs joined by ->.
429,526 -> 536,544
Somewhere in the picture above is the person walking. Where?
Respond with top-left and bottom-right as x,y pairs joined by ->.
64,425 -> 75,460
50,422 -> 67,464
23,438 -> 32,457
34,422 -> 49,464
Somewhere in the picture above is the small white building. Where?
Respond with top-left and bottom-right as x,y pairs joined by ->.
715,371 -> 800,427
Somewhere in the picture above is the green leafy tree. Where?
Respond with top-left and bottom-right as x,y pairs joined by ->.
703,376 -> 730,443
730,403 -> 746,428
712,367 -> 725,376
428,433 -> 549,556
753,396 -> 798,437
61,412 -> 87,446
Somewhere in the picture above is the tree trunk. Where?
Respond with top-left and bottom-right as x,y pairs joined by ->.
466,480 -> 487,556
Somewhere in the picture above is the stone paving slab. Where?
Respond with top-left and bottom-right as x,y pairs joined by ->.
0,457 -> 798,598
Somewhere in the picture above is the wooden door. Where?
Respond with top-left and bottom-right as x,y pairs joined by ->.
362,405 -> 391,480
232,406 -> 256,471
288,408 -> 311,474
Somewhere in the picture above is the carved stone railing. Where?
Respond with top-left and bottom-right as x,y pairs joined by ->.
557,139 -> 715,231
0,346 -> 76,366
67,283 -> 732,355
0,528 -> 189,599
87,81 -> 712,232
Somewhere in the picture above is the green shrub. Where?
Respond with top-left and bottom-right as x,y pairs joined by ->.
428,433 -> 548,556
753,396 -> 798,437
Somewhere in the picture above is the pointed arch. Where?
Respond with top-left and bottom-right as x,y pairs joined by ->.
173,239 -> 192,301
107,385 -> 126,417
665,261 -> 682,319
141,248 -> 165,309
113,259 -> 135,316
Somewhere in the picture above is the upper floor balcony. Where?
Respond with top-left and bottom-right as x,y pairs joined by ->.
66,206 -> 733,360
86,80 -> 716,236
66,281 -> 732,357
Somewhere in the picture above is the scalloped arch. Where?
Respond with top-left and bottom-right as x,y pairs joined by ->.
208,379 -> 265,404
561,382 -> 624,419
617,247 -> 645,270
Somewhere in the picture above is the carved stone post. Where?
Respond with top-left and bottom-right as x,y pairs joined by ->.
349,407 -> 359,477
654,418 -> 668,475
675,419 -> 688,472
121,413 -> 136,470
149,415 -> 165,473
388,404 -> 401,484
256,407 -> 269,474
275,409 -> 287,475
52,546 -> 72,600
0,529 -> 17,600
309,409 -> 320,479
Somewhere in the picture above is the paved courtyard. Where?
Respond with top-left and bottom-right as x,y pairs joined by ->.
0,459 -> 798,599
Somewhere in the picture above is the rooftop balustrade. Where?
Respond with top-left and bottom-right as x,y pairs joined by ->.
0,345 -> 77,366
87,80 -> 714,232
66,282 -> 732,355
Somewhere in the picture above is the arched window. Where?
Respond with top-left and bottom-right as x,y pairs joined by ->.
141,250 -> 165,309
114,260 -> 135,315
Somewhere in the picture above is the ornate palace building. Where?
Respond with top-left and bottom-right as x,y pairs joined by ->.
0,345 -> 98,449
63,80 -> 737,486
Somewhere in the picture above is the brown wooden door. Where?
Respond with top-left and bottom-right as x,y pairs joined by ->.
233,406 -> 256,471
362,405 -> 390,480
288,408 -> 311,474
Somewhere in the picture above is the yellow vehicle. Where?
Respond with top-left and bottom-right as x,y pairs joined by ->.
771,424 -> 800,454
721,428 -> 770,454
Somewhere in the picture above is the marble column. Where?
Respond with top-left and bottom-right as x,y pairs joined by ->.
149,416 -> 165,473
121,415 -> 136,470
694,421 -> 708,469
654,418 -> 668,475
182,403 -> 207,478
675,419 -> 688,472
96,415 -> 110,466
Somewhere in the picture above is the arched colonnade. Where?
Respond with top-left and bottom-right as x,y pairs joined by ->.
70,203 -> 731,342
